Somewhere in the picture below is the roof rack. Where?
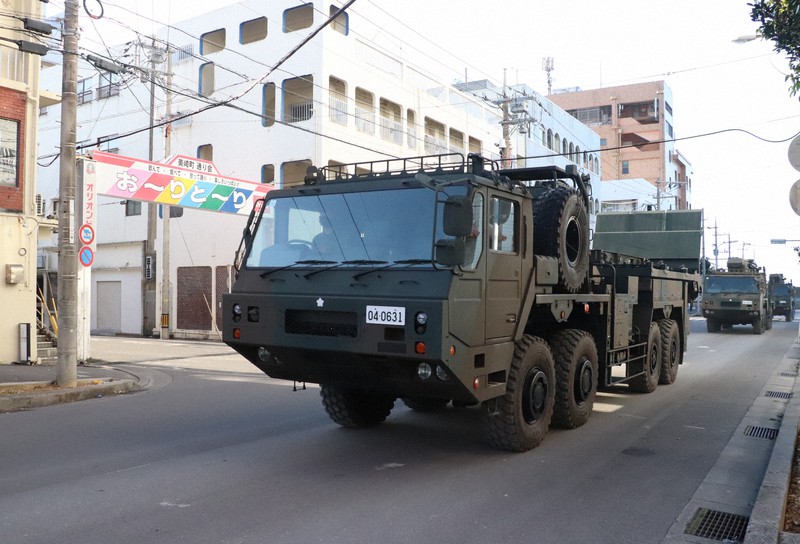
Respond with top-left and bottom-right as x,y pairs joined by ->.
307,153 -> 492,184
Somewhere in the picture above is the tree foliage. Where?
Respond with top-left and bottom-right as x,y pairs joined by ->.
750,0 -> 800,98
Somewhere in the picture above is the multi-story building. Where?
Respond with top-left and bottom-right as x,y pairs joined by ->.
37,0 -> 602,341
0,0 -> 58,364
549,81 -> 692,210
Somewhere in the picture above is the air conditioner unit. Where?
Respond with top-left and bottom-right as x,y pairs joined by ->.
35,193 -> 45,216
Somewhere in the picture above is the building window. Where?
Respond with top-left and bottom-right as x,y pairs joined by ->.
284,3 -> 313,32
423,117 -> 446,155
282,159 -> 312,188
600,138 -> 607,146
262,82 -> 276,127
283,75 -> 314,123
546,129 -> 553,150
125,200 -> 141,216
198,144 -> 213,161
0,118 -> 19,187
622,160 -> 629,175
97,133 -> 119,154
379,97 -> 402,144
328,76 -> 347,126
77,78 -> 92,105
469,136 -> 482,155
407,109 -> 418,149
199,62 -> 215,97
354,87 -> 375,134
449,128 -> 464,154
261,164 -> 275,183
240,17 -> 267,44
200,28 -> 226,54
329,5 -> 349,35
97,71 -> 120,99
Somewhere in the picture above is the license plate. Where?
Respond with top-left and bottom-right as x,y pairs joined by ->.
366,305 -> 405,326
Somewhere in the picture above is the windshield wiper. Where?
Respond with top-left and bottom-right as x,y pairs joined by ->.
304,260 -> 388,279
353,259 -> 432,280
260,260 -> 337,278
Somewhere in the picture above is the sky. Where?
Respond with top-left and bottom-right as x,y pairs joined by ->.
55,0 -> 800,283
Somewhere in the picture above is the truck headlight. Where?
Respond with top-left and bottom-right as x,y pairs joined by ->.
232,303 -> 242,322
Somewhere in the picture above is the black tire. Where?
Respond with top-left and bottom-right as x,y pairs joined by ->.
706,319 -> 720,333
550,329 -> 598,429
533,188 -> 590,293
484,335 -> 555,452
320,385 -> 395,428
629,322 -> 661,393
753,316 -> 764,335
402,397 -> 449,412
658,319 -> 681,385
787,311 -> 794,323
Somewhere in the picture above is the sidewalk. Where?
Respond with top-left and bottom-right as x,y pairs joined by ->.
0,362 -> 142,413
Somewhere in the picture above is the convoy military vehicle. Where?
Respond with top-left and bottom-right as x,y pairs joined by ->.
702,257 -> 772,333
223,153 -> 701,452
769,273 -> 795,322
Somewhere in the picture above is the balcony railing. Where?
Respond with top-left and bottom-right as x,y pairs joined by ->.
286,101 -> 313,123
379,117 -> 403,145
354,107 -> 375,134
329,97 -> 348,125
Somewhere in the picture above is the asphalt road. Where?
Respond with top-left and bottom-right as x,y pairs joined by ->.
0,319 -> 796,544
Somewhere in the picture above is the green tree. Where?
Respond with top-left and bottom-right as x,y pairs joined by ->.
750,0 -> 800,98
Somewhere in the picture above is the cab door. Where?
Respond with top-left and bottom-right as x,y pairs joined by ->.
485,193 -> 523,340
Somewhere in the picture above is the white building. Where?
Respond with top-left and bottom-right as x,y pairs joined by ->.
37,0 -> 606,341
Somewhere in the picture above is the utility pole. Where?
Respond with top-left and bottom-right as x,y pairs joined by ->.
56,0 -> 79,387
144,39 -> 166,336
499,69 -> 512,168
160,48 -> 173,339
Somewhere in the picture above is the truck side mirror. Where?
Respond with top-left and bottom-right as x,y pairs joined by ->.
443,195 -> 473,237
435,238 -> 466,266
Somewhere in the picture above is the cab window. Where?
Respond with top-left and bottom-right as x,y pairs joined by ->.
489,196 -> 516,252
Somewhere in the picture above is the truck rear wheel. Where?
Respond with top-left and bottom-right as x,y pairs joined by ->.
629,322 -> 661,393
484,335 -> 555,452
550,329 -> 598,429
320,385 -> 395,428
533,187 -> 589,293
658,319 -> 681,385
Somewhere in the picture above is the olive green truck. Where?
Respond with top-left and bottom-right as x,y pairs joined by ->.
702,258 -> 772,334
223,154 -> 701,452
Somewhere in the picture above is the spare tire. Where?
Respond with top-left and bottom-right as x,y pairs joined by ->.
533,187 -> 590,292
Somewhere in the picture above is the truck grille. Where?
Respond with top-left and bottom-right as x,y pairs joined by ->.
285,309 -> 358,337
720,301 -> 741,308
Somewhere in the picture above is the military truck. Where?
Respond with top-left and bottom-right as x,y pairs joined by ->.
223,154 -> 701,452
702,258 -> 771,334
769,273 -> 795,322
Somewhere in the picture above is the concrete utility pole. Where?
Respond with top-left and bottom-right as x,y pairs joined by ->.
160,49 -> 173,340
56,0 -> 79,387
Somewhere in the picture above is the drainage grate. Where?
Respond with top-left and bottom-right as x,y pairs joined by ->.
685,507 -> 749,542
765,390 -> 793,399
744,425 -> 779,439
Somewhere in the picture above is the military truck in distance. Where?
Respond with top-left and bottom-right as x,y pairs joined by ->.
223,154 -> 701,452
769,273 -> 795,322
702,258 -> 771,334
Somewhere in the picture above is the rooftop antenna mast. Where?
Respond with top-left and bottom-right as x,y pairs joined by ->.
542,57 -> 554,95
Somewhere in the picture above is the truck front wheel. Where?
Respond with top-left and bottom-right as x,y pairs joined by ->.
753,316 -> 764,335
484,335 -> 555,452
629,322 -> 661,393
550,329 -> 598,429
320,385 -> 395,428
706,319 -> 720,333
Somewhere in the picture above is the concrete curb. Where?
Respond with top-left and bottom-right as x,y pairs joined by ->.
0,374 -> 144,414
744,342 -> 800,544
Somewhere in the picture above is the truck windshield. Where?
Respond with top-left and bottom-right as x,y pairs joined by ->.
704,276 -> 760,294
245,185 -> 468,268
773,285 -> 792,296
